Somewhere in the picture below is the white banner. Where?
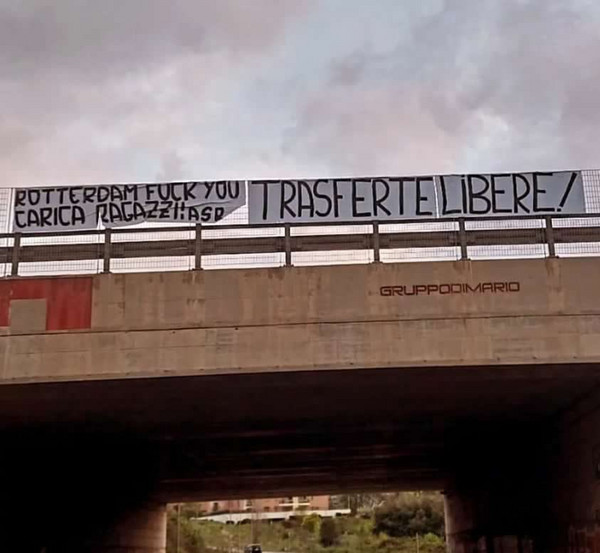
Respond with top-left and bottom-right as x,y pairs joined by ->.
11,171 -> 587,231
13,181 -> 245,232
435,172 -> 584,218
248,171 -> 585,224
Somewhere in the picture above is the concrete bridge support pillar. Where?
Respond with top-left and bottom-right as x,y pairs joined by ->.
444,485 -> 538,553
443,438 -> 545,553
0,437 -> 166,553
0,498 -> 167,553
444,388 -> 600,553
544,389 -> 600,553
87,502 -> 167,553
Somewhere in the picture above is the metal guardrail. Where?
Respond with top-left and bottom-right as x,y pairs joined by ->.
3,213 -> 600,276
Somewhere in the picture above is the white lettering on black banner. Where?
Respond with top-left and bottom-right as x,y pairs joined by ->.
13,181 -> 245,232
248,171 -> 585,224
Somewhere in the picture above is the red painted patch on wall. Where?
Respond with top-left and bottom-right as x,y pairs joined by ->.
0,277 -> 92,330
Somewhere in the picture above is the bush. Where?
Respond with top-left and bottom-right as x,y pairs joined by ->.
419,532 -> 446,553
375,534 -> 445,553
166,509 -> 206,553
319,518 -> 340,547
301,514 -> 321,534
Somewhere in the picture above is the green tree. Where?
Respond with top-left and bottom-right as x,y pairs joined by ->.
332,493 -> 386,515
373,493 -> 445,538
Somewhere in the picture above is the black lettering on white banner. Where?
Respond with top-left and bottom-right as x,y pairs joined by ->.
13,181 -> 245,232
248,171 -> 585,224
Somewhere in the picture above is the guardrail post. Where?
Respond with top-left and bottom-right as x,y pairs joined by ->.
458,218 -> 468,260
11,233 -> 21,277
194,224 -> 203,270
284,224 -> 292,267
545,215 -> 556,258
372,221 -> 381,263
103,228 -> 112,273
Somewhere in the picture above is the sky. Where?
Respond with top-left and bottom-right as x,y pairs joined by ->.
1,0 -> 600,187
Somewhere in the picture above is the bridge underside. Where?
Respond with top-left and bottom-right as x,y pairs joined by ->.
1,363 -> 599,552
1,363 -> 598,501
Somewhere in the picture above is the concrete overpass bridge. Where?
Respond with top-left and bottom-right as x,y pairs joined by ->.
0,215 -> 599,552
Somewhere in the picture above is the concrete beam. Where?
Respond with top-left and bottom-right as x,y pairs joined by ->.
3,258 -> 600,383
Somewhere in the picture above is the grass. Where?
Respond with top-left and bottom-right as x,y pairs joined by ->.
186,516 -> 445,553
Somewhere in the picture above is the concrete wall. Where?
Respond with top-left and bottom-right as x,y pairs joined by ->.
2,257 -> 600,382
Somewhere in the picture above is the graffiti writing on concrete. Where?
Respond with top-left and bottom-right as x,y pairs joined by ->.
380,282 -> 521,296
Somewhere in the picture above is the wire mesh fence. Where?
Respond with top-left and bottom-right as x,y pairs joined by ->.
2,170 -> 600,276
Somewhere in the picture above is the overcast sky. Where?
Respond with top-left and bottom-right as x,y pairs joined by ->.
1,0 -> 599,187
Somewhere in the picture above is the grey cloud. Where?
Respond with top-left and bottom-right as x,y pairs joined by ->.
0,0 -> 307,81
1,0 -> 600,191
329,51 -> 372,86
288,0 -> 600,175
0,0 -> 313,185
